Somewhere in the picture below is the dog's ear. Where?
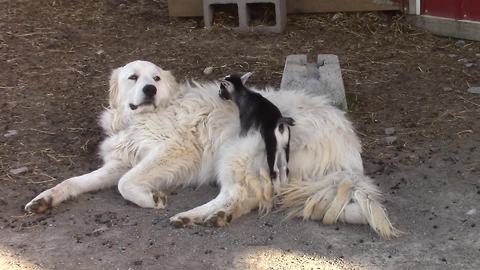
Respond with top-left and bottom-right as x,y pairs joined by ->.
156,68 -> 179,106
159,69 -> 178,89
240,72 -> 253,85
108,67 -> 121,109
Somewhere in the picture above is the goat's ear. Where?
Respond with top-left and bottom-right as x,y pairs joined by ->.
240,72 -> 253,85
108,67 -> 121,109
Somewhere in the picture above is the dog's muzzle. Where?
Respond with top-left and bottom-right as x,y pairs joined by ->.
129,85 -> 158,110
143,84 -> 157,98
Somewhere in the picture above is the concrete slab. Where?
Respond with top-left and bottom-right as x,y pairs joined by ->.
280,54 -> 348,110
467,86 -> 480,94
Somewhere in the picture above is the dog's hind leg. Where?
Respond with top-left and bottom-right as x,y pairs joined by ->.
170,136 -> 268,228
25,160 -> 128,213
169,183 -> 245,228
169,166 -> 257,228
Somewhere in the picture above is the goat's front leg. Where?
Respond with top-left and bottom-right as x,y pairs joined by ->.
25,160 -> 128,213
117,143 -> 200,209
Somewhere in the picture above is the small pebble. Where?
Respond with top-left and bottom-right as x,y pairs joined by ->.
443,87 -> 453,91
466,209 -> 477,216
3,130 -> 17,137
331,13 -> 342,21
92,226 -> 108,236
203,66 -> 214,75
455,40 -> 465,48
465,63 -> 474,68
151,218 -> 160,225
10,167 -> 28,175
384,127 -> 395,135
96,49 -> 105,55
384,136 -> 397,145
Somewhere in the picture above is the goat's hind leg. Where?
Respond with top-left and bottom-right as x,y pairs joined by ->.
271,150 -> 283,196
264,132 -> 279,188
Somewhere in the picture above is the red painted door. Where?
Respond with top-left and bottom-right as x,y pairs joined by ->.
421,0 -> 480,21
463,0 -> 480,20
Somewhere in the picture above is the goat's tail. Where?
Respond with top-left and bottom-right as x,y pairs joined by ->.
279,171 -> 401,239
278,117 -> 295,127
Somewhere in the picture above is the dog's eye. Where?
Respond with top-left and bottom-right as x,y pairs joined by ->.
153,76 -> 160,82
128,74 -> 138,81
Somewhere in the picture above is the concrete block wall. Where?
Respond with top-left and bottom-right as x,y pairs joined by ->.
203,0 -> 287,33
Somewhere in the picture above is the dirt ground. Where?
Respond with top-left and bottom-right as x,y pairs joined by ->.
1,0 -> 480,269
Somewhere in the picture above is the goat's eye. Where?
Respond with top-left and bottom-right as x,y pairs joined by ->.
153,76 -> 160,82
128,74 -> 138,81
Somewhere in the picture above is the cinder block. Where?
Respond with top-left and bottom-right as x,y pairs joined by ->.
170,0 -> 400,17
280,55 -> 348,110
203,0 -> 286,33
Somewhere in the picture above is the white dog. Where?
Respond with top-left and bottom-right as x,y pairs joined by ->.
25,60 -> 399,238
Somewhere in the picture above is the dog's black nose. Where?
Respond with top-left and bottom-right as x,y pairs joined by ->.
143,84 -> 157,98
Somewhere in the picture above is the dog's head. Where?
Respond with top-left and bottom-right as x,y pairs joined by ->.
108,60 -> 177,113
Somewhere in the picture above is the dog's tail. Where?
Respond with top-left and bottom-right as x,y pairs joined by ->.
279,171 -> 400,239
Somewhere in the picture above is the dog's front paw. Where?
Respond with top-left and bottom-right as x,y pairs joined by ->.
25,197 -> 53,214
24,188 -> 59,214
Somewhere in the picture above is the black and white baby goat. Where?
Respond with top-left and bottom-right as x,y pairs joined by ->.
219,73 -> 295,189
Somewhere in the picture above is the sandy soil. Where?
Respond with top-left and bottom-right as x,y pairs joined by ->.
1,0 -> 479,269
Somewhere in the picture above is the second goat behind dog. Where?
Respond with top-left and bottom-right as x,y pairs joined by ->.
219,73 -> 295,190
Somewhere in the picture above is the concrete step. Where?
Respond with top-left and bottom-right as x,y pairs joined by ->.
280,54 -> 348,110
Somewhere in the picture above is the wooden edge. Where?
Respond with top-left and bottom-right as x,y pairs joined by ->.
408,15 -> 480,42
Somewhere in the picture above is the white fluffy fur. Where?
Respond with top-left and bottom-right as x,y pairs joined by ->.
25,61 -> 399,238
